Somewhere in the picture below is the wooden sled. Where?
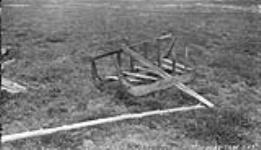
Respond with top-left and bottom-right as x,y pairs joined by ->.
91,34 -> 214,108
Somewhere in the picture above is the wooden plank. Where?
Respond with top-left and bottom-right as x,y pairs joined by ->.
2,104 -> 205,143
128,75 -> 193,96
134,65 -> 157,73
94,50 -> 122,60
1,78 -> 27,94
127,77 -> 179,96
122,71 -> 159,81
121,45 -> 214,108
161,63 -> 184,74
104,75 -> 141,83
134,65 -> 184,74
162,58 -> 193,71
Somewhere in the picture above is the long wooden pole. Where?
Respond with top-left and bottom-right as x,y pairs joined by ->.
2,104 -> 205,143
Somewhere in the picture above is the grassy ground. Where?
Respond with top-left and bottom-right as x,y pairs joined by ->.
1,0 -> 261,149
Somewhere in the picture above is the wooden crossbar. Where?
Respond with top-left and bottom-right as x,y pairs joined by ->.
122,71 -> 159,81
160,63 -> 185,73
104,75 -> 142,82
162,58 -> 193,71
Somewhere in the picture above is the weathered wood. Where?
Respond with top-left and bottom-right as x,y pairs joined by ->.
121,45 -> 214,108
122,71 -> 159,81
104,75 -> 141,83
90,60 -> 101,81
121,45 -> 170,78
116,52 -> 122,68
128,76 -> 191,96
143,42 -> 149,59
130,57 -> 135,71
1,78 -> 27,94
134,64 -> 184,74
161,36 -> 177,58
155,39 -> 161,67
1,59 -> 15,70
94,50 -> 122,60
2,104 -> 205,143
161,63 -> 184,74
162,58 -> 193,71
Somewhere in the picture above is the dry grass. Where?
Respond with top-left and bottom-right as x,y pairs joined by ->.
2,0 -> 261,149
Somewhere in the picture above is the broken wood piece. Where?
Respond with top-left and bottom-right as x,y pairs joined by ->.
162,58 -> 193,71
2,104 -> 205,143
104,75 -> 142,83
122,71 -> 159,81
1,59 -> 16,70
94,50 -> 122,60
161,36 -> 177,58
1,78 -> 27,94
161,63 -> 184,74
157,33 -> 172,40
127,75 -> 193,96
116,52 -> 122,67
90,60 -> 102,81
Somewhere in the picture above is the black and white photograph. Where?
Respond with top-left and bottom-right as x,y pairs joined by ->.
1,0 -> 261,149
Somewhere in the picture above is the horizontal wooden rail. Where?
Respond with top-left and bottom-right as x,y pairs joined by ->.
122,71 -> 159,81
93,49 -> 122,60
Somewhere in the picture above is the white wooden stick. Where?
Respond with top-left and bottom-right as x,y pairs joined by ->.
2,104 -> 205,143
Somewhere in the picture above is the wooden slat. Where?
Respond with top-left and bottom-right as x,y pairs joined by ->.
161,64 -> 184,74
162,58 -> 193,71
122,71 -> 159,81
134,65 -> 157,73
128,74 -> 193,96
134,64 -> 184,74
94,50 -> 122,60
127,77 -> 180,96
104,76 -> 141,83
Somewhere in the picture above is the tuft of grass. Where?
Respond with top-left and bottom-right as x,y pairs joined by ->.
45,32 -> 68,43
184,107 -> 255,145
210,51 -> 260,86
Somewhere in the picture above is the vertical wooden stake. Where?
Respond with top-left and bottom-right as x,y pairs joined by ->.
130,56 -> 134,71
116,52 -> 122,68
156,39 -> 161,67
185,46 -> 189,59
170,46 -> 177,75
143,42 -> 149,59
91,60 -> 101,81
